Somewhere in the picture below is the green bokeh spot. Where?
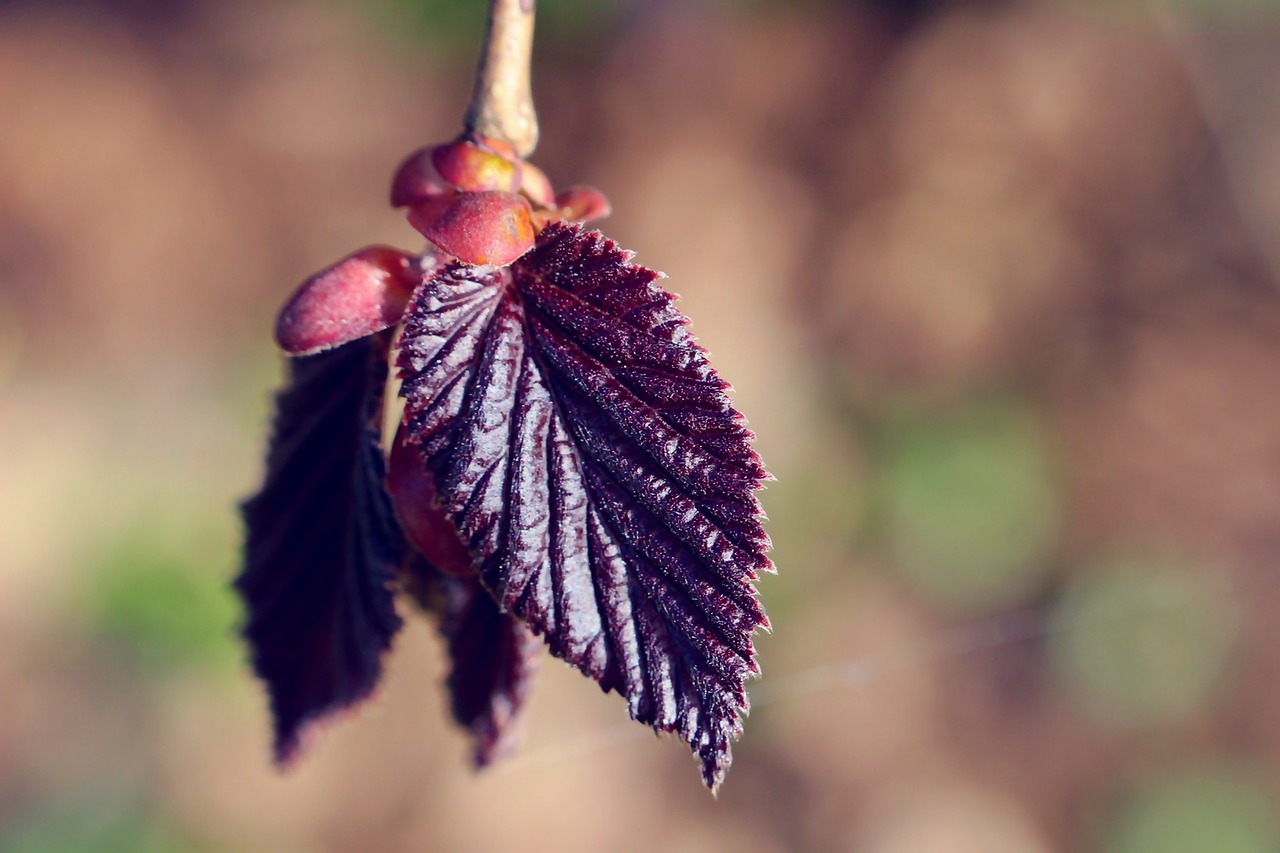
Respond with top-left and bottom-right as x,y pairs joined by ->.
880,402 -> 1060,610
83,503 -> 240,674
357,0 -> 621,51
0,797 -> 194,853
767,445 -> 864,557
1089,0 -> 1280,20
1107,769 -> 1279,853
1051,559 -> 1236,727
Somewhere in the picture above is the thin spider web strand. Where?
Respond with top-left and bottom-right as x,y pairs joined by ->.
481,568 -> 1214,778
489,607 -> 1052,778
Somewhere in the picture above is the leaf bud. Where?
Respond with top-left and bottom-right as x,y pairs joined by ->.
275,246 -> 419,356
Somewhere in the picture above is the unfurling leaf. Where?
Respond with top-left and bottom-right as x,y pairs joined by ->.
238,332 -> 405,763
397,222 -> 772,789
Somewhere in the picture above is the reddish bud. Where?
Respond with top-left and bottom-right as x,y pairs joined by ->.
432,140 -> 521,193
388,426 -> 475,579
275,246 -> 420,356
407,191 -> 535,267
555,186 -> 612,223
475,136 -> 518,160
518,162 -> 557,210
391,146 -> 452,208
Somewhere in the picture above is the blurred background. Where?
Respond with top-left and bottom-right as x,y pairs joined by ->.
2,0 -> 1280,849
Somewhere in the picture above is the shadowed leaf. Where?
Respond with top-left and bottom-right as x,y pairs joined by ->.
406,555 -> 541,766
238,332 -> 405,763
396,222 -> 772,789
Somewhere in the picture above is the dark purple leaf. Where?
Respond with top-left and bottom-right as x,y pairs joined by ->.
405,555 -> 541,767
238,332 -> 405,763
396,222 -> 772,789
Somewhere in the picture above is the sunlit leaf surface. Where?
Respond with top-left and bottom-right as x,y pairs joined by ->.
397,222 -> 772,788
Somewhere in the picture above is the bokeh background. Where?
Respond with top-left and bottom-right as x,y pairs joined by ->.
3,0 -> 1280,850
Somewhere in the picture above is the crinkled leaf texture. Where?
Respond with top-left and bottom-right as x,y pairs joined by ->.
405,555 -> 541,767
397,221 -> 772,789
238,331 -> 405,763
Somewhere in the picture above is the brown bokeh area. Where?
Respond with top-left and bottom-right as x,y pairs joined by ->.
2,0 -> 1280,850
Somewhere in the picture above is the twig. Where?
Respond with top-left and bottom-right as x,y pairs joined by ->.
465,0 -> 539,157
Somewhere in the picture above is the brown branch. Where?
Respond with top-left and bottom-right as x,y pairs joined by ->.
465,0 -> 539,158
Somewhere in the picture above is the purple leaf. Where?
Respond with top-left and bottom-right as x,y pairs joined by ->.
238,332 -> 405,763
405,555 -> 541,767
396,222 -> 772,789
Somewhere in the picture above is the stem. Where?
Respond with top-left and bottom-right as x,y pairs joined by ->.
465,0 -> 539,158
